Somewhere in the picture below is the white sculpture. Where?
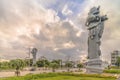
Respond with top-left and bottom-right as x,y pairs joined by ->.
31,47 -> 38,66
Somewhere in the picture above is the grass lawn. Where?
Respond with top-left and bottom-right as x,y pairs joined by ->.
104,69 -> 120,74
36,75 -> 115,80
0,73 -> 116,80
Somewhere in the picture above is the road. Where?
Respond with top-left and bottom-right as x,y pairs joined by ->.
0,68 -> 82,78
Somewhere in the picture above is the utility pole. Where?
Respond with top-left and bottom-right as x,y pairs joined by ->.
26,47 -> 31,67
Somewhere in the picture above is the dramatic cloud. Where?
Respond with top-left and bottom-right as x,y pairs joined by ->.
62,4 -> 73,16
86,0 -> 120,62
0,0 -> 119,63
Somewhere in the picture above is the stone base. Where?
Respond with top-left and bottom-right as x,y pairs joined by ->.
86,58 -> 104,74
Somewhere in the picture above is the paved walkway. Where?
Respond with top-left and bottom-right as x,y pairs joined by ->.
0,68 -> 79,78
0,68 -> 117,79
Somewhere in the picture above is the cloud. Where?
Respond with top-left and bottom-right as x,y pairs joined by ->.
32,21 -> 85,61
0,0 -> 60,59
0,0 -> 86,61
57,0 -> 120,62
76,0 -> 120,62
0,0 -> 119,63
62,4 -> 73,16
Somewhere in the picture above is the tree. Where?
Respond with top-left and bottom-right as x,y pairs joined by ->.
10,59 -> 26,76
0,62 -> 1,70
65,61 -> 73,72
36,59 -> 50,68
77,63 -> 83,71
50,62 -> 59,72
51,60 -> 60,66
10,59 -> 25,70
0,62 -> 10,70
24,59 -> 33,67
36,60 -> 44,67
116,57 -> 120,68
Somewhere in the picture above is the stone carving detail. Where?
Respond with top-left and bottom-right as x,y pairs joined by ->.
85,6 -> 108,73
85,6 -> 108,59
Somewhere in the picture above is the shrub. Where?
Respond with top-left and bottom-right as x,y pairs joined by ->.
104,69 -> 120,74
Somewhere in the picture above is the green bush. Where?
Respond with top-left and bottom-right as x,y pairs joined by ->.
57,72 -> 116,78
110,66 -> 119,69
104,69 -> 120,74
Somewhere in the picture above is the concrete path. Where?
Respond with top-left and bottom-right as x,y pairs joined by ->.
0,68 -> 79,78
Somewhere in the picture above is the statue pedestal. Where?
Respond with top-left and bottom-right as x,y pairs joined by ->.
86,58 -> 104,73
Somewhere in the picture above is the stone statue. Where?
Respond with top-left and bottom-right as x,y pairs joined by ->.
85,6 -> 108,59
31,48 -> 38,66
85,6 -> 108,73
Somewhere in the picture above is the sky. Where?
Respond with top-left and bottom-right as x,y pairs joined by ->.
0,0 -> 120,62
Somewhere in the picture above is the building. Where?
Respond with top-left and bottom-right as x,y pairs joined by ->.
111,50 -> 120,66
